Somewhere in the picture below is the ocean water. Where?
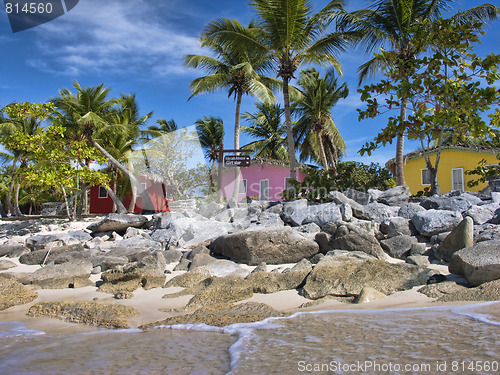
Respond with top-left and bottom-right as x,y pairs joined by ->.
0,302 -> 498,375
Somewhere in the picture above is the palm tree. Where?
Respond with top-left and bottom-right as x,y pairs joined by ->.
341,0 -> 500,186
142,118 -> 178,140
185,20 -> 279,200
293,68 -> 348,171
203,0 -> 354,182
195,116 -> 225,192
241,102 -> 288,161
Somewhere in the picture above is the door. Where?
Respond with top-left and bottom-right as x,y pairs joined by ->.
259,179 -> 269,201
451,168 -> 464,192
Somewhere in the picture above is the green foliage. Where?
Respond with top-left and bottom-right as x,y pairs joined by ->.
465,156 -> 500,187
281,162 -> 393,202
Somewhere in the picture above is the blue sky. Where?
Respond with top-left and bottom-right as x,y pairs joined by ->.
1,0 -> 499,168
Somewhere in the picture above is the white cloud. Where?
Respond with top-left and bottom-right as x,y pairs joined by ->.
30,0 -> 202,78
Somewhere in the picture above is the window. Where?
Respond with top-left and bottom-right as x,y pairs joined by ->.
284,177 -> 290,189
452,168 -> 465,192
259,179 -> 269,201
98,186 -> 108,199
421,169 -> 431,185
239,179 -> 247,194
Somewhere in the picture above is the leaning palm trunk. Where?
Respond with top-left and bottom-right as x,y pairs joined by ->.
14,182 -> 22,216
283,77 -> 297,181
395,98 -> 408,186
232,91 -> 243,202
7,158 -> 18,215
315,128 -> 329,171
106,187 -> 127,213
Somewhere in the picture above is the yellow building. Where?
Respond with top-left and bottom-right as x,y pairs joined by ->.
386,145 -> 500,195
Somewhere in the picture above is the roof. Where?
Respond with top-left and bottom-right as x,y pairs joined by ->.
385,145 -> 500,174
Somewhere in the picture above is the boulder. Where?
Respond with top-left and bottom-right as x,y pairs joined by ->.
330,229 -> 386,259
165,267 -> 211,288
0,276 -> 37,310
201,260 -> 250,278
151,211 -> 186,230
90,255 -> 129,271
356,202 -> 399,222
435,217 -> 474,262
162,249 -> 183,264
380,217 -> 412,238
87,213 -> 148,233
328,191 -> 364,215
26,231 -> 91,251
340,203 -> 353,222
166,218 -> 233,246
419,279 -> 500,302
197,202 -> 226,219
376,185 -> 410,206
343,188 -> 372,205
475,224 -> 500,243
19,244 -> 87,265
24,259 -> 94,289
210,227 -> 319,265
302,255 -> 431,299
420,194 -> 481,212
99,236 -> 162,261
354,287 -> 386,304
380,235 -> 418,259
465,203 -> 499,225
282,199 -> 309,226
398,203 -> 426,219
449,240 -> 500,286
0,259 -> 17,271
302,203 -> 342,227
27,301 -> 137,329
0,243 -> 27,258
411,209 -> 463,237
185,277 -> 254,309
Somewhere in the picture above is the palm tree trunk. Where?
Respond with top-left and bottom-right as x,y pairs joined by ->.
395,98 -> 408,186
283,77 -> 297,181
106,187 -> 127,213
14,182 -> 23,216
316,129 -> 329,171
89,136 -> 153,213
232,90 -> 243,202
7,158 -> 18,215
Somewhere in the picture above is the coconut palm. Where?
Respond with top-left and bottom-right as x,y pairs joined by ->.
185,20 -> 279,200
203,0 -> 355,181
340,0 -> 500,186
142,118 -> 178,140
195,116 -> 225,192
241,102 -> 288,161
293,68 -> 348,171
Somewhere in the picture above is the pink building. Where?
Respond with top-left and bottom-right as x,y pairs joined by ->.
220,158 -> 309,201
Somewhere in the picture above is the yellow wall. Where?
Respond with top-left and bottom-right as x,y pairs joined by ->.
403,149 -> 499,195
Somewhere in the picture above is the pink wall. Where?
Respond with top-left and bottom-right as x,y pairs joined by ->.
221,163 -> 308,201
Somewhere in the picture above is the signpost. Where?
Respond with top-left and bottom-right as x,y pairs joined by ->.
216,144 -> 253,202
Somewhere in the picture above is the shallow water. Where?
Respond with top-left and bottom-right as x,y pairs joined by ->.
1,302 -> 498,375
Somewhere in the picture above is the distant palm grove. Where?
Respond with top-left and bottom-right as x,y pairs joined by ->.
1,0 -> 499,217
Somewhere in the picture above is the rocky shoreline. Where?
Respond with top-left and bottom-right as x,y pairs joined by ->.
1,186 -> 499,330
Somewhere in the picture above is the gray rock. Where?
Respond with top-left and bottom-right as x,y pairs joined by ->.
340,203 -> 353,222
210,227 -> 319,265
398,203 -> 426,219
406,255 -> 431,268
330,230 -> 386,259
465,203 -> 499,225
380,235 -> 418,259
163,249 -> 183,264
475,224 -> 500,243
202,260 -> 250,278
329,191 -> 364,215
377,185 -> 410,206
293,223 -> 321,234
189,253 -> 217,269
435,217 -> 474,262
152,211 -> 185,229
420,194 -> 481,212
24,260 -> 94,289
173,258 -> 191,271
411,209 -> 463,237
282,199 -> 309,226
343,188 -> 372,205
26,231 -> 91,251
248,212 -> 284,228
315,232 -> 332,254
0,259 -> 17,271
380,217 -> 412,238
0,243 -> 27,258
197,202 -> 226,219
357,202 -> 399,222
449,240 -> 500,286
168,218 -> 233,246
302,255 -> 431,299
99,236 -> 163,261
410,243 -> 428,256
185,245 -> 210,261
90,256 -> 129,271
87,213 -> 148,233
19,244 -> 86,265
264,203 -> 283,215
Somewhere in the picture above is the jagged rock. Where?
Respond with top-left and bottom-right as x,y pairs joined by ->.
170,219 -> 233,246
210,227 -> 319,265
293,222 -> 321,234
23,260 -> 94,289
0,276 -> 37,310
90,256 -> 129,271
465,203 -> 500,225
354,287 -> 386,303
380,217 -> 412,238
151,211 -> 185,229
197,202 -> 226,219
185,277 -> 253,309
26,231 -> 91,251
27,301 -> 137,329
123,227 -> 147,239
330,229 -> 386,259
246,259 -> 312,293
329,191 -> 364,215
419,279 -> 500,302
411,209 -> 463,237
356,202 -> 399,222
315,232 -> 332,254
0,243 -> 27,258
435,217 -> 474,262
398,203 -> 426,219
99,252 -> 166,293
173,258 -> 191,271
376,185 -> 410,206
343,188 -> 372,205
282,199 -> 309,226
162,249 -> 183,264
449,240 -> 500,286
380,235 -> 418,259
185,245 -> 210,260
165,267 -> 211,288
340,203 -> 353,222
406,255 -> 431,268
420,193 -> 481,212
302,255 -> 431,299
87,213 -> 148,233
98,236 -> 162,260
189,253 -> 217,269
410,243 -> 428,256
19,244 -> 87,265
